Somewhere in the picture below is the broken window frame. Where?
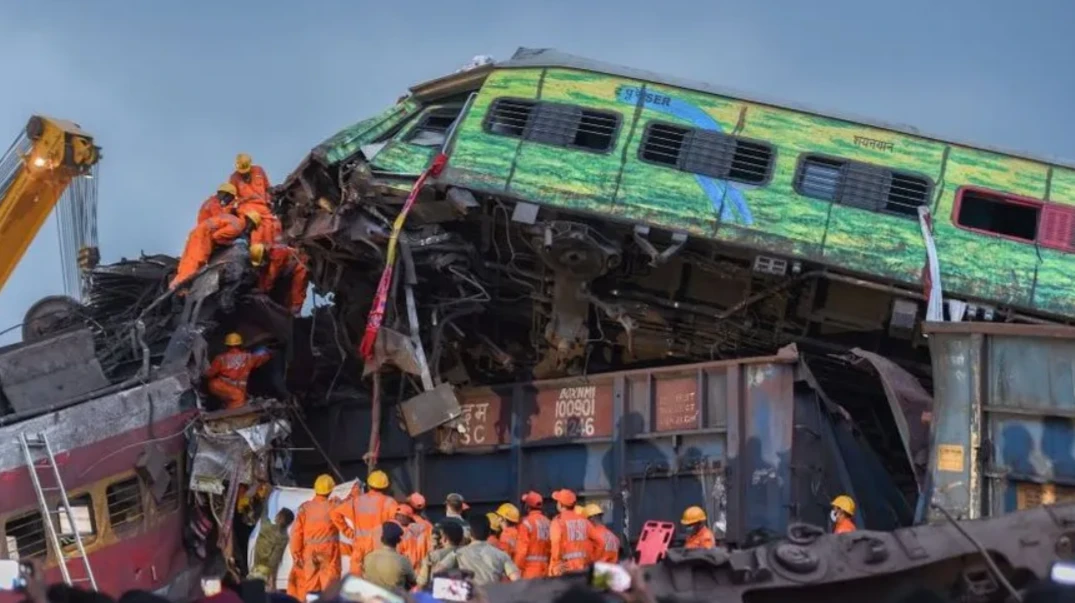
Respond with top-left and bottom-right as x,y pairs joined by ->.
638,121 -> 776,186
794,153 -> 934,218
4,510 -> 48,560
402,104 -> 465,148
106,475 -> 145,534
483,97 -> 622,154
953,186 -> 1075,252
55,493 -> 96,548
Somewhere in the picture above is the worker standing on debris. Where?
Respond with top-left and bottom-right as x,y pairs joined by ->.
830,495 -> 857,534
330,470 -> 398,576
170,210 -> 261,290
197,183 -> 238,225
549,489 -> 593,576
288,475 -> 342,600
407,493 -> 433,567
681,506 -> 716,549
251,243 -> 309,316
495,503 -> 520,557
204,333 -> 272,410
231,153 -> 271,205
582,504 -> 619,563
513,491 -> 551,579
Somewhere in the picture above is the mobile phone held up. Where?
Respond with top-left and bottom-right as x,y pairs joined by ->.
432,576 -> 472,602
0,560 -> 30,592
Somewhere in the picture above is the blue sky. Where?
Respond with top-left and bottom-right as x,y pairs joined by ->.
1,0 -> 1073,343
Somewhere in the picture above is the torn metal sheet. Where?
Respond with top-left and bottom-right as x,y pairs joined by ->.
189,418 -> 291,493
0,328 -> 108,413
398,382 -> 461,436
850,347 -> 932,483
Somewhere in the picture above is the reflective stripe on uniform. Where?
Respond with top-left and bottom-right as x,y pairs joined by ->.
218,376 -> 247,388
562,551 -> 587,560
525,555 -> 549,562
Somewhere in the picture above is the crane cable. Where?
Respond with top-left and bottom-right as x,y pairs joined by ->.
55,163 -> 99,301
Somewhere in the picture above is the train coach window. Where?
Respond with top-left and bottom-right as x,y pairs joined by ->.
484,97 -> 620,153
5,512 -> 47,559
795,154 -> 932,217
639,122 -> 775,186
107,477 -> 144,533
956,188 -> 1040,242
405,106 -> 463,147
56,494 -> 96,546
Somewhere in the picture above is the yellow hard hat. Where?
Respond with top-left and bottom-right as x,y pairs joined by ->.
243,210 -> 262,227
486,512 -> 503,531
217,182 -> 238,197
314,474 -> 336,495
583,503 -> 604,518
367,470 -> 389,490
235,153 -> 253,174
250,243 -> 266,267
573,505 -> 584,514
224,332 -> 243,346
681,506 -> 706,526
831,495 -> 856,516
495,503 -> 520,524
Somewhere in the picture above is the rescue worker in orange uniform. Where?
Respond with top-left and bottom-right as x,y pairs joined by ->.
170,210 -> 261,290
204,333 -> 272,410
582,504 -> 619,563
251,243 -> 309,316
495,503 -> 520,558
405,493 -> 432,568
513,491 -> 551,579
681,506 -> 716,549
830,495 -> 857,534
196,183 -> 238,225
330,470 -> 398,576
548,489 -> 595,576
394,504 -> 422,569
231,153 -> 271,206
288,474 -> 342,601
486,513 -> 503,549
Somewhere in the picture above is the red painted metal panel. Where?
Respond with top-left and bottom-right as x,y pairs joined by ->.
654,376 -> 701,432
455,391 -> 509,448
1040,203 -> 1075,251
526,382 -> 614,441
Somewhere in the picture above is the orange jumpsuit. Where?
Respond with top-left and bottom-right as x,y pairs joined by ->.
171,213 -> 245,289
204,347 -> 271,409
549,510 -> 594,576
498,525 -> 518,558
236,200 -> 283,248
231,165 -> 271,206
402,520 -> 431,569
196,194 -> 235,225
588,523 -> 619,563
330,490 -> 398,575
288,495 -> 341,601
684,526 -> 716,549
258,245 -> 310,315
513,510 -> 551,580
834,517 -> 856,534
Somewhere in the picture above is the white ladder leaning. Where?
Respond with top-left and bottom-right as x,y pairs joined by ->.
18,431 -> 98,591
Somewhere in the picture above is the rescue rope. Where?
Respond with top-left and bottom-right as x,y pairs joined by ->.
358,153 -> 448,360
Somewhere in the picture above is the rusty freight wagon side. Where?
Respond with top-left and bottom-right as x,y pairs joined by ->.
293,346 -> 911,547
924,322 -> 1075,522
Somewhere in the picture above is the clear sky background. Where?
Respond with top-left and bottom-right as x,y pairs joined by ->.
1,0 -> 1073,344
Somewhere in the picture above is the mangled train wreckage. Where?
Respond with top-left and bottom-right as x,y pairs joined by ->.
5,47 -> 1075,600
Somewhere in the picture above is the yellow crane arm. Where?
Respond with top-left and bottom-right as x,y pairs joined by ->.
0,116 -> 100,294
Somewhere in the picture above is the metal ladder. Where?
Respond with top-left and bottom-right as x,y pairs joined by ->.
18,432 -> 98,591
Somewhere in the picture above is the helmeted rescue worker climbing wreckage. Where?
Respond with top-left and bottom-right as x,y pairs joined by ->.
170,210 -> 261,290
514,490 -> 551,579
250,242 -> 310,316
830,494 -> 857,534
583,504 -> 619,563
230,152 -> 282,247
288,474 -> 341,601
196,182 -> 238,225
330,469 -> 398,577
681,505 -> 716,549
203,332 -> 271,410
